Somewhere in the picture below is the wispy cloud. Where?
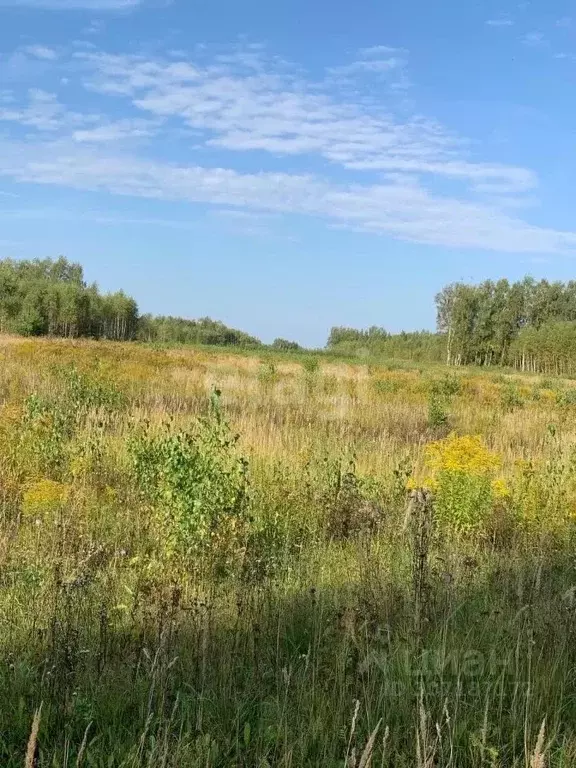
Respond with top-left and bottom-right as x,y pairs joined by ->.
0,42 -> 572,254
0,89 -> 72,131
209,209 -> 284,239
72,118 -> 159,142
556,16 -> 572,28
358,45 -> 402,57
1,206 -> 197,228
326,45 -> 410,88
82,48 -> 532,194
22,45 -> 58,60
522,31 -> 546,46
0,134 -> 572,254
82,19 -> 105,33
329,57 -> 405,76
0,0 -> 139,8
486,18 -> 514,27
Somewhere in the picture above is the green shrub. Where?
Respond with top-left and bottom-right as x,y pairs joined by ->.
301,357 -> 320,374
500,382 -> 524,411
558,387 -> 576,408
258,361 -> 279,387
371,378 -> 400,396
128,393 -> 250,574
427,392 -> 449,429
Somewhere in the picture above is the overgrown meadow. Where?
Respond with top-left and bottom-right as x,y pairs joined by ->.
2,336 -> 576,767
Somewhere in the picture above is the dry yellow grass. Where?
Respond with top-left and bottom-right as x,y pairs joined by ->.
0,335 -> 573,766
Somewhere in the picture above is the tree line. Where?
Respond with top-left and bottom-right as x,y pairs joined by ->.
436,278 -> 576,373
8,259 -> 576,372
327,278 -> 576,374
0,258 -> 261,347
326,326 -> 444,362
138,315 -> 261,347
0,257 -> 139,340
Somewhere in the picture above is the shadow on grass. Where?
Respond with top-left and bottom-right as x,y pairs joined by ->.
1,549 -> 575,767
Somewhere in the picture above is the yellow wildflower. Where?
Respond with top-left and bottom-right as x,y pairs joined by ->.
425,433 -> 500,477
70,454 -> 90,479
22,479 -> 70,515
103,486 -> 117,503
540,389 -> 556,403
491,478 -> 511,499
405,477 -> 418,491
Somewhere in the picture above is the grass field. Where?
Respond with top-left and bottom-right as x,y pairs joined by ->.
2,335 -> 576,766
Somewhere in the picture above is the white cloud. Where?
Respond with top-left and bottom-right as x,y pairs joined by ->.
329,57 -> 405,75
0,0 -> 139,8
209,208 -> 282,238
0,43 -> 572,254
522,32 -> 546,46
486,18 -> 514,27
83,20 -> 105,33
72,118 -> 158,142
0,89 -> 67,131
22,45 -> 58,60
0,135 -> 573,254
328,45 -> 410,83
1,206 -> 197,228
358,45 -> 406,58
82,50 -> 533,195
326,47 -> 410,88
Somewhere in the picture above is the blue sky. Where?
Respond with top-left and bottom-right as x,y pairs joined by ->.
1,0 -> 575,345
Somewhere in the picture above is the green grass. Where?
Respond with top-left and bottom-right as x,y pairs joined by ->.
0,335 -> 574,766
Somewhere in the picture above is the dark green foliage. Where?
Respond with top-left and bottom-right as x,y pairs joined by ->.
371,377 -> 400,395
272,337 -> 301,351
557,387 -> 576,408
0,258 -> 262,348
428,391 -> 449,429
0,257 -> 138,340
56,365 -> 127,413
500,382 -> 525,411
17,365 -> 127,478
426,375 -> 459,430
138,314 -> 262,347
128,395 -> 250,570
301,356 -> 320,374
258,361 -> 279,387
327,326 -> 445,362
436,372 -> 462,398
511,322 -> 576,375
327,325 -> 389,347
436,277 -> 576,372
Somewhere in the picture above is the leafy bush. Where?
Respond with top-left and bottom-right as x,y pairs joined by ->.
128,394 -> 250,574
500,382 -> 524,411
427,392 -> 449,430
272,338 -> 301,351
426,375 -> 461,430
56,364 -> 126,413
557,387 -> 576,408
412,434 -> 508,534
437,372 -> 462,397
258,361 -> 279,388
15,366 -> 126,480
371,377 -> 400,396
301,357 -> 320,374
